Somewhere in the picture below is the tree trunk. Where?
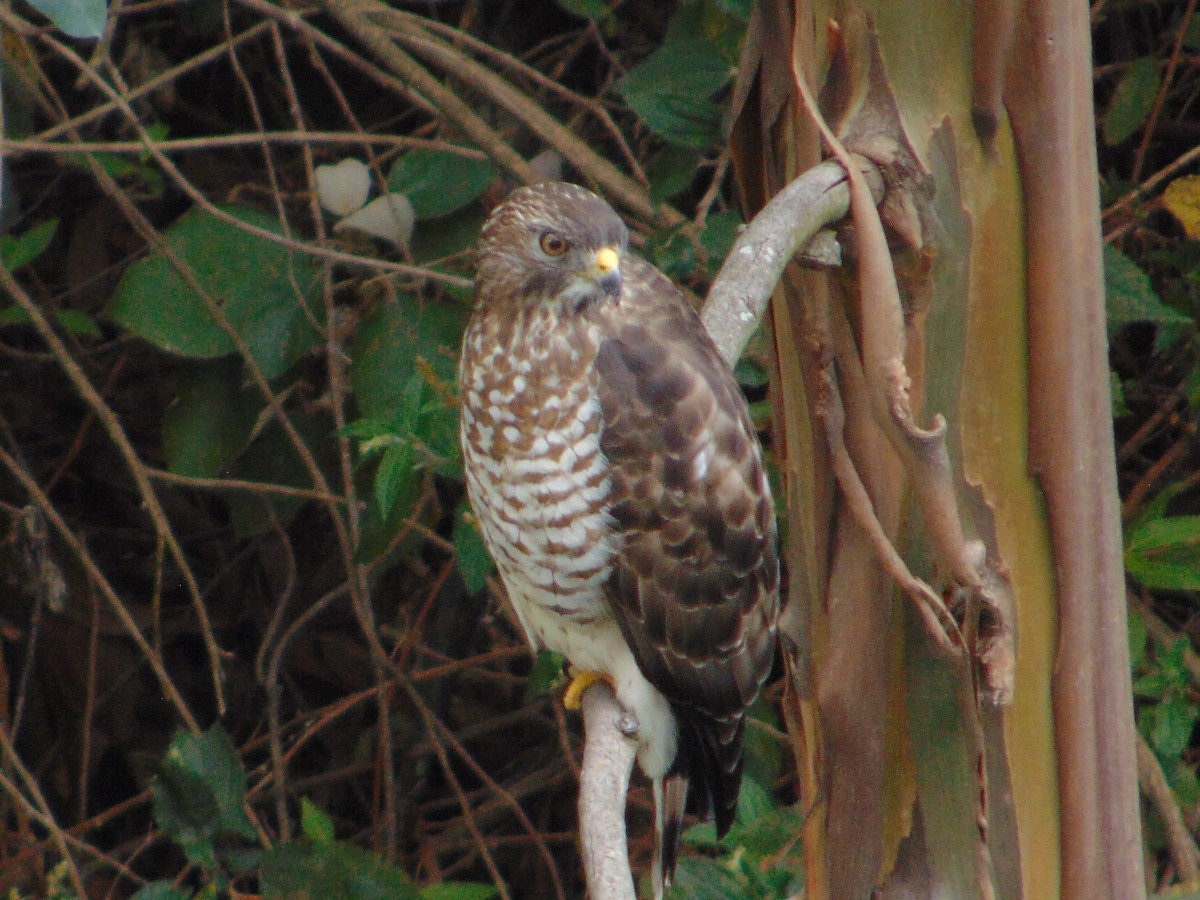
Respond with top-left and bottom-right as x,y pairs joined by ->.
729,2 -> 1144,897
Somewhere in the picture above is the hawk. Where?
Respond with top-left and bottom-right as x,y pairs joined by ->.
459,182 -> 779,895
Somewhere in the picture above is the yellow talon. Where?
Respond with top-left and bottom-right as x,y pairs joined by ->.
563,669 -> 612,710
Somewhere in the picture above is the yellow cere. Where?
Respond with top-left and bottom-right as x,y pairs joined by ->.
595,246 -> 620,273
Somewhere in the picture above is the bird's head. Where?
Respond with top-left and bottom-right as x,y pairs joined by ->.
475,182 -> 629,313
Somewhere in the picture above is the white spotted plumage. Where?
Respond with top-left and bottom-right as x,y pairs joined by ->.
460,182 -> 779,897
460,302 -> 679,782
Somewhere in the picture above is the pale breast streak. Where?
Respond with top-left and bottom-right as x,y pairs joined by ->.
460,313 -> 616,650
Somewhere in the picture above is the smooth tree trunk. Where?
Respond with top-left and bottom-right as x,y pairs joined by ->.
728,1 -> 1144,897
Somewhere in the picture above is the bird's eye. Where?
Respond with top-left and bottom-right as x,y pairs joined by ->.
539,231 -> 569,257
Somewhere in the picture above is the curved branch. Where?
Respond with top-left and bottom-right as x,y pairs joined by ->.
579,682 -> 639,900
313,0 -> 541,188
702,156 -> 882,368
1137,732 -> 1200,884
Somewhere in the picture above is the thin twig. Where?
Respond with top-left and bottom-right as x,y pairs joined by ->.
1130,0 -> 1199,183
27,19 -> 276,142
0,267 -> 214,724
1102,143 -> 1200,222
144,466 -> 356,504
0,444 -> 200,731
377,10 -> 681,227
390,10 -> 642,176
1137,731 -> 1200,884
0,731 -> 90,898
311,0 -> 541,189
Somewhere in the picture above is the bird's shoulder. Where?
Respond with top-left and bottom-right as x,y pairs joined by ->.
589,254 -> 733,408
588,252 -> 778,677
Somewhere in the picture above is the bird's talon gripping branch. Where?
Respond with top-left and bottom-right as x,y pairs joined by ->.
564,669 -> 613,710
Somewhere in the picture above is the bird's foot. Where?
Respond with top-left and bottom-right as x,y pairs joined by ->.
563,668 -> 613,710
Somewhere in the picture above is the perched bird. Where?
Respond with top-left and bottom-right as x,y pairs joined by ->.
459,181 -> 779,895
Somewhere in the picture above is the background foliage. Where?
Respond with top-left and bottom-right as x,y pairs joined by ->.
1097,1 -> 1200,892
0,0 -> 1196,896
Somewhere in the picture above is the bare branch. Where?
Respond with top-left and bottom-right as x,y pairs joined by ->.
1136,732 -> 1200,884
579,682 -> 639,900
380,10 -> 681,227
309,0 -> 540,188
818,343 -> 964,657
702,157 -> 882,368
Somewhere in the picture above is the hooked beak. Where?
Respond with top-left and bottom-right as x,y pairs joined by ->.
588,246 -> 622,299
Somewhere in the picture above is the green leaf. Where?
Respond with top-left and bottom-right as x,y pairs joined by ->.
350,298 -> 464,511
0,306 -> 100,338
553,0 -> 611,21
130,883 -> 193,900
163,362 -> 260,478
410,206 -> 486,268
1128,608 -> 1147,670
24,0 -> 107,38
1148,694 -> 1198,760
388,147 -> 496,220
733,357 -> 769,389
453,501 -> 494,594
68,149 -> 165,196
728,802 -> 805,859
1186,12 -> 1200,51
668,1 -> 746,63
665,856 -> 747,899
151,726 -> 256,871
647,146 -> 702,203
618,38 -> 729,147
1166,757 -> 1200,808
419,884 -> 500,900
374,438 -> 418,518
699,209 -> 743,272
222,410 -> 331,537
261,840 -> 419,900
1110,371 -> 1129,418
0,219 -> 58,270
1134,669 -> 1168,698
1184,360 -> 1200,410
1104,245 -> 1194,352
645,225 -> 699,280
1103,56 -> 1160,145
54,309 -> 101,337
350,300 -> 462,422
525,650 -> 566,702
1159,636 -> 1191,685
1126,484 -> 1186,537
683,778 -> 802,864
709,0 -> 753,18
741,694 -> 783,802
340,418 -> 403,454
301,797 -> 336,844
109,205 -> 322,378
1125,515 -> 1200,591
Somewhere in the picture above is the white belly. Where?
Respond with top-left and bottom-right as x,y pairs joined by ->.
460,315 -> 677,777
462,390 -> 615,627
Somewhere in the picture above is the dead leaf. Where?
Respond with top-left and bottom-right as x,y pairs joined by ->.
1163,175 -> 1200,240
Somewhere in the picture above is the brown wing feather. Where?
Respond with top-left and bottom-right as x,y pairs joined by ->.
591,255 -> 779,835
